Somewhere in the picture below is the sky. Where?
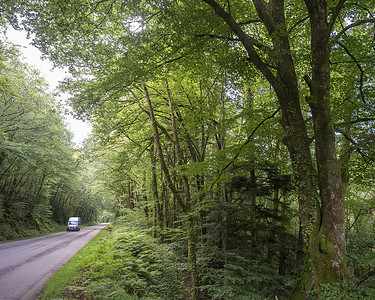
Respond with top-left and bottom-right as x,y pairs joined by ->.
5,27 -> 92,146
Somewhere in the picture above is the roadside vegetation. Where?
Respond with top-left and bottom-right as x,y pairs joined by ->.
0,219 -> 66,242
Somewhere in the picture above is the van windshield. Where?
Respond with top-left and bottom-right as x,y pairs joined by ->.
69,221 -> 78,225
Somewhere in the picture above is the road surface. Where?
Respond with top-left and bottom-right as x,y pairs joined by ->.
0,224 -> 107,300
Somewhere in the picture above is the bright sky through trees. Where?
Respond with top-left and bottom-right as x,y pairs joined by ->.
5,27 -> 92,145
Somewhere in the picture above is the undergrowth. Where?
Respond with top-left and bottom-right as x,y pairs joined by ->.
76,227 -> 187,299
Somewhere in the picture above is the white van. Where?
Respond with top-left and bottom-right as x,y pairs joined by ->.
67,217 -> 81,231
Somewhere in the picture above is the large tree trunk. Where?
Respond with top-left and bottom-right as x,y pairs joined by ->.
305,0 -> 348,285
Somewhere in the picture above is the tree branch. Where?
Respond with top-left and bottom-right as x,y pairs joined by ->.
335,118 -> 375,127
330,18 -> 375,47
202,0 -> 278,87
336,41 -> 366,104
196,33 -> 272,53
328,0 -> 346,33
288,16 -> 309,34
211,108 -> 280,187
238,19 -> 262,25
338,132 -> 375,166
356,268 -> 375,288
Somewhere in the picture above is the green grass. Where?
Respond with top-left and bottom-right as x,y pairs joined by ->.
38,225 -> 110,299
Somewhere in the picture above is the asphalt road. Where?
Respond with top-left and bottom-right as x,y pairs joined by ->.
0,224 -> 107,300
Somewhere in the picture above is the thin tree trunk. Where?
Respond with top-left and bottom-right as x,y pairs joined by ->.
165,79 -> 199,300
221,182 -> 228,265
249,168 -> 257,246
196,175 -> 206,249
126,182 -> 133,209
217,88 -> 228,266
339,124 -> 351,198
144,84 -> 198,299
278,192 -> 288,276
150,146 -> 160,238
161,176 -> 169,231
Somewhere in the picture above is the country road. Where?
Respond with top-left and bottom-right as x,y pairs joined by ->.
0,224 -> 108,300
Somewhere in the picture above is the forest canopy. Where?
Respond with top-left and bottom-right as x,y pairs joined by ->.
2,0 -> 375,299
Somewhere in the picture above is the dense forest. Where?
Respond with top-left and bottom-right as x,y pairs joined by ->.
1,0 -> 375,299
0,40 -> 108,238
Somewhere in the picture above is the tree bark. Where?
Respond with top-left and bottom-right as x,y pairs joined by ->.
150,146 -> 161,238
305,0 -> 348,285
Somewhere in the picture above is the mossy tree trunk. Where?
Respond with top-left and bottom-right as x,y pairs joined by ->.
304,0 -> 348,285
